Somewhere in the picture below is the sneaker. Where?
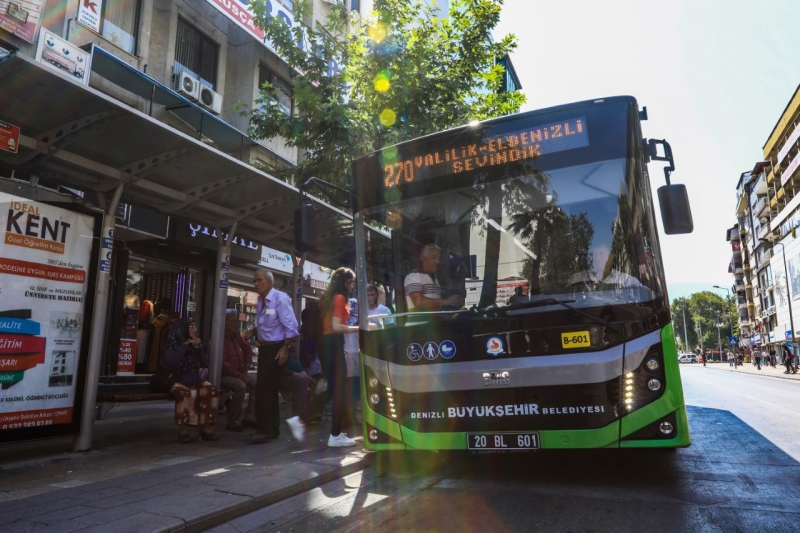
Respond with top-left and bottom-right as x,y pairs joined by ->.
287,416 -> 305,443
328,433 -> 357,448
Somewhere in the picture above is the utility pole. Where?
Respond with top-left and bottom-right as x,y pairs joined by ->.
716,310 -> 722,362
680,299 -> 690,353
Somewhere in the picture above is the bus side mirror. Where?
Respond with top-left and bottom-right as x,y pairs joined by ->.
294,203 -> 316,252
657,184 -> 694,234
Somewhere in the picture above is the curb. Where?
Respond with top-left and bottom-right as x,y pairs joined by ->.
695,364 -> 800,382
162,449 -> 374,533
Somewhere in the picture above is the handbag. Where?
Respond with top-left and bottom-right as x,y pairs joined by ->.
148,365 -> 178,393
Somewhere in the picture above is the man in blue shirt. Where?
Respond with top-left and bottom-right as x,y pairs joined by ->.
247,269 -> 300,443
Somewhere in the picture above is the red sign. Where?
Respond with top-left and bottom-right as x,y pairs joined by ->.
0,121 -> 20,154
732,241 -> 741,251
117,339 -> 136,374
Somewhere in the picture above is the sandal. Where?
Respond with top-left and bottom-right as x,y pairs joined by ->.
179,433 -> 191,443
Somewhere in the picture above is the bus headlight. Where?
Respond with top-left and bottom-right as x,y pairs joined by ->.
370,393 -> 380,405
647,378 -> 661,391
369,429 -> 379,441
646,359 -> 659,371
659,421 -> 674,435
369,377 -> 379,388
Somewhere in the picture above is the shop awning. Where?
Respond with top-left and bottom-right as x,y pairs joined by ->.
0,52 -> 382,267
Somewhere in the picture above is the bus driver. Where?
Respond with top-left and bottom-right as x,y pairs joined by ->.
404,244 -> 462,312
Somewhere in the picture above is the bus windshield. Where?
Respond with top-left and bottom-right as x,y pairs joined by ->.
355,99 -> 667,321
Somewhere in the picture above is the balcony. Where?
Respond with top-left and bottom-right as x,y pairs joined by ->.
752,196 -> 769,218
737,298 -> 748,309
735,278 -> 746,292
739,318 -> 751,327
757,223 -> 771,241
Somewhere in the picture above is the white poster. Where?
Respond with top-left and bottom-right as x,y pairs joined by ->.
0,192 -> 95,433
35,28 -> 92,85
77,0 -> 104,33
259,246 -> 294,273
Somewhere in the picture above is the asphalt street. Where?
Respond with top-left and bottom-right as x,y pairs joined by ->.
221,364 -> 800,533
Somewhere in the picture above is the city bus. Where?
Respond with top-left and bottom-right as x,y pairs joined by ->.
350,96 -> 693,451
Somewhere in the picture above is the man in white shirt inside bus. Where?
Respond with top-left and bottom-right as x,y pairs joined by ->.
404,244 -> 462,312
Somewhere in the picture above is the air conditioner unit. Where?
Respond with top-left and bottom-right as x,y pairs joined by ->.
198,85 -> 222,114
172,71 -> 199,100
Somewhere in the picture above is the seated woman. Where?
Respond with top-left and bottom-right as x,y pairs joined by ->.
163,318 -> 220,443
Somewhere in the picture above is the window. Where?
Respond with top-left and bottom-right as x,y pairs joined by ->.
258,66 -> 293,116
175,19 -> 219,90
351,0 -> 360,10
99,0 -> 141,55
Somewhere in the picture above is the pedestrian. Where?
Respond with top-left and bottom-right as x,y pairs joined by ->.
246,269 -> 301,444
163,318 -> 219,443
727,351 -> 734,368
300,304 -> 325,422
221,309 -> 257,432
781,344 -> 797,374
756,348 -> 764,370
320,267 -> 361,447
343,297 -> 361,429
769,348 -> 777,368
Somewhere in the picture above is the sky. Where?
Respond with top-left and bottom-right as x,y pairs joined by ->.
494,0 -> 800,302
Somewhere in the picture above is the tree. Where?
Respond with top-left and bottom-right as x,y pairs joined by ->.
671,291 -> 738,356
245,0 -> 525,188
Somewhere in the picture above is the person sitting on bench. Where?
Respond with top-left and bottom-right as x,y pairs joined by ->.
222,309 -> 257,431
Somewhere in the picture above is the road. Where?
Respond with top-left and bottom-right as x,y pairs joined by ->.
217,365 -> 800,533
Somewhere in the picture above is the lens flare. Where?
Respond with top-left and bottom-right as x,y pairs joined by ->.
373,71 -> 391,92
380,108 -> 397,126
369,23 -> 387,43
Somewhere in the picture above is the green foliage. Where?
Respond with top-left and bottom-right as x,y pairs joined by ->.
671,291 -> 738,353
245,0 -> 525,188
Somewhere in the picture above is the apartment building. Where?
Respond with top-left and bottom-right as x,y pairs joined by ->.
730,84 -> 800,355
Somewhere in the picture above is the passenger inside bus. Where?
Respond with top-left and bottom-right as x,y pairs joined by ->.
403,244 -> 463,312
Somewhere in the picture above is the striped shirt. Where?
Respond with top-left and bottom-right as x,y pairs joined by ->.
404,271 -> 443,311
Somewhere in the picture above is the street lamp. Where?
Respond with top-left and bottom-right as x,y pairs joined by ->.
759,238 -> 796,359
716,310 -> 723,362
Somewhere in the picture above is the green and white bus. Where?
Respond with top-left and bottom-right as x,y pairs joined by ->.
350,96 -> 693,451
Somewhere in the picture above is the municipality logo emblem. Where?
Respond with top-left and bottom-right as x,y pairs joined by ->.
486,336 -> 505,356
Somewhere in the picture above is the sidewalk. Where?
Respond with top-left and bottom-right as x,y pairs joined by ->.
0,401 -> 372,532
690,361 -> 800,381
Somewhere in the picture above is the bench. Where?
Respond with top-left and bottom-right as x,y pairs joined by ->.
95,382 -> 238,420
95,382 -> 171,420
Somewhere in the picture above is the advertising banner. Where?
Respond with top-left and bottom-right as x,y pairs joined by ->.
0,0 -> 45,43
35,28 -> 92,85
117,339 -> 135,374
0,192 -> 97,439
77,0 -> 104,33
0,120 -> 20,154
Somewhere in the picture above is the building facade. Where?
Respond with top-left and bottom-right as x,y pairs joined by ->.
730,84 -> 800,356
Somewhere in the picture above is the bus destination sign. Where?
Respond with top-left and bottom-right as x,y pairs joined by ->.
383,117 -> 589,188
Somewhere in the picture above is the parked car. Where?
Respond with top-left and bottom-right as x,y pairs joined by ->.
678,354 -> 698,364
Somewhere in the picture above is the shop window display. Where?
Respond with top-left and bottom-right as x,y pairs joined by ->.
119,258 -> 205,374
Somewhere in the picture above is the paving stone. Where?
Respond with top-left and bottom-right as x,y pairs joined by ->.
270,462 -> 338,482
79,511 -> 185,533
28,504 -> 101,526
82,481 -> 178,510
133,490 -> 251,531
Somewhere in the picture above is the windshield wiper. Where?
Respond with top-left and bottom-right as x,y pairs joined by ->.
507,298 -> 620,332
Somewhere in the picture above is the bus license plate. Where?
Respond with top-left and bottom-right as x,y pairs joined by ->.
467,433 -> 540,451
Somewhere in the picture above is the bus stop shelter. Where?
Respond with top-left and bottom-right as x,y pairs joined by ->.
0,52 -> 365,450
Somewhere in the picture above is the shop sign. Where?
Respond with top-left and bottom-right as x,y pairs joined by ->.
778,125 -> 800,166
177,223 -> 260,263
258,246 -> 293,273
0,0 -> 44,43
0,192 -> 96,435
219,254 -> 230,289
117,339 -> 135,374
781,150 -> 800,187
203,0 -> 338,77
731,241 -> 741,251
35,29 -> 92,85
0,120 -> 20,154
77,0 -> 104,33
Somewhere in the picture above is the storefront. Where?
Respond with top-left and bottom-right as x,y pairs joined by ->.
106,218 -> 268,377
